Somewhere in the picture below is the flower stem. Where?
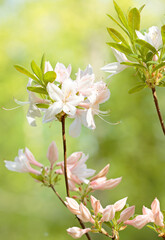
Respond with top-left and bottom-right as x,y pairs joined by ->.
151,88 -> 165,135
61,115 -> 70,197
50,184 -> 66,207
61,116 -> 92,240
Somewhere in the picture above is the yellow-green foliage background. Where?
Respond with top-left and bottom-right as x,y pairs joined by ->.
0,0 -> 165,239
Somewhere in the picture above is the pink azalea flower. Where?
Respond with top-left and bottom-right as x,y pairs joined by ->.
90,176 -> 122,190
4,149 -> 41,175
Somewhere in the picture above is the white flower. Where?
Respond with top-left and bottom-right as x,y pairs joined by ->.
43,80 -> 84,123
136,26 -> 162,50
15,79 -> 49,126
4,149 -> 41,175
101,48 -> 129,78
55,62 -> 72,84
76,64 -> 95,96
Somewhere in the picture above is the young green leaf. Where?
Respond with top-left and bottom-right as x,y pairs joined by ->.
113,0 -> 128,29
31,60 -> 43,80
139,4 -> 145,13
135,39 -> 157,53
152,62 -> 165,73
29,173 -> 43,182
158,80 -> 165,87
44,71 -> 57,84
107,14 -> 129,36
128,8 -> 140,37
147,225 -> 157,232
161,25 -> 165,45
27,86 -> 47,94
41,54 -> 46,74
36,103 -> 49,109
14,65 -> 40,83
107,42 -> 132,55
128,83 -> 146,94
107,28 -> 128,46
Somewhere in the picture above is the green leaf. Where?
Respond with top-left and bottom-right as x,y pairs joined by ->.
139,4 -> 145,12
44,71 -> 57,84
29,173 -> 43,182
120,62 -> 146,70
27,86 -> 47,94
128,8 -> 140,37
128,84 -> 146,94
107,14 -> 129,36
113,0 -> 128,29
31,60 -> 43,80
146,52 -> 154,62
41,54 -> 46,74
36,103 -> 49,109
147,225 -> 157,232
158,80 -> 165,87
14,65 -> 40,83
161,25 -> 165,45
135,39 -> 157,53
107,42 -> 132,55
152,62 -> 165,73
107,28 -> 128,46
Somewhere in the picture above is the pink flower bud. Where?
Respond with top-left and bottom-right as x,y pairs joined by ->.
90,164 -> 110,181
67,227 -> 91,239
154,211 -> 164,227
151,198 -> 161,215
90,196 -> 103,215
118,206 -> 135,223
77,203 -> 91,222
25,148 -> 43,168
47,141 -> 58,167
102,205 -> 115,222
142,206 -> 153,216
65,197 -> 80,215
125,215 -> 152,229
90,177 -> 122,190
114,197 -> 127,212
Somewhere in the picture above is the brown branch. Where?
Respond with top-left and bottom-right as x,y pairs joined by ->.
61,116 -> 70,197
151,88 -> 165,135
60,116 -> 92,240
50,184 -> 66,207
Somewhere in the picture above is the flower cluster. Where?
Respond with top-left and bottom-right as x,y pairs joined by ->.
101,0 -> 165,95
125,198 -> 165,237
66,196 -> 135,239
4,141 -> 121,194
15,61 -> 110,137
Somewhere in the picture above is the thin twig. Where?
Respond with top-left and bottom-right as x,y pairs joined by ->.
60,116 -> 92,240
50,185 -> 92,240
50,184 -> 66,207
151,88 -> 165,135
61,116 -> 70,197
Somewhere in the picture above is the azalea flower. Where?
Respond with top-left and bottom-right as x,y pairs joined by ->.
4,149 -> 41,175
101,48 -> 129,78
43,80 -> 84,123
136,26 -> 162,50
125,198 -> 164,229
15,79 -> 49,126
66,195 -> 134,238
69,81 -> 110,137
57,152 -> 95,190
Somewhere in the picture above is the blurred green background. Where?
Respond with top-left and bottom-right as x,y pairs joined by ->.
0,0 -> 165,239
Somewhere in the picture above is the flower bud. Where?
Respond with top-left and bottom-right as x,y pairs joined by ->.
118,206 -> 135,223
78,203 -> 91,222
65,197 -> 80,215
114,197 -> 127,212
102,205 -> 115,222
67,227 -> 91,239
47,141 -> 58,167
